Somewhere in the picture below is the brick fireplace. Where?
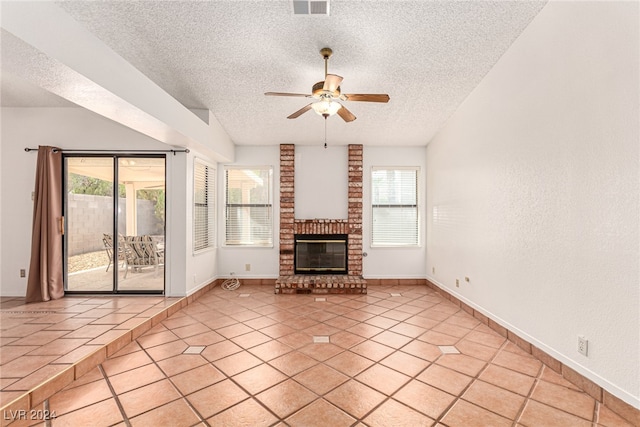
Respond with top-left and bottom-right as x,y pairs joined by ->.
275,144 -> 366,294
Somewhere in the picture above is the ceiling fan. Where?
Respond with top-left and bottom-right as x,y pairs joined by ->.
265,47 -> 390,122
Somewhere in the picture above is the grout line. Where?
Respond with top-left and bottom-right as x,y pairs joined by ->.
512,356 -> 546,425
98,364 -> 131,427
135,340 -> 210,426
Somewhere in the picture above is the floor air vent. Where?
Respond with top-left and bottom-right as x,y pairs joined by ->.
293,0 -> 329,15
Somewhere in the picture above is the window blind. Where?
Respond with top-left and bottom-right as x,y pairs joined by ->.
194,159 -> 215,252
372,167 -> 419,246
225,167 -> 273,246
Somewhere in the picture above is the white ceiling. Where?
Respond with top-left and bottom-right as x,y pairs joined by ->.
1,1 -> 547,147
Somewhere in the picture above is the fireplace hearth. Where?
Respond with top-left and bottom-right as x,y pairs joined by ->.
295,234 -> 347,274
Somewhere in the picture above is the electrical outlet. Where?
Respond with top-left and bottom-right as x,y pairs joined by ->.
455,279 -> 459,287
432,267 -> 435,274
465,276 -> 470,282
245,264 -> 251,271
577,336 -> 588,356
20,269 -> 26,278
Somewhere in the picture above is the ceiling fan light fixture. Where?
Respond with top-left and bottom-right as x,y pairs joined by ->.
311,100 -> 341,117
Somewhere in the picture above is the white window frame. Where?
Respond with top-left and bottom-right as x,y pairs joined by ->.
371,166 -> 420,247
193,158 -> 216,253
224,165 -> 274,247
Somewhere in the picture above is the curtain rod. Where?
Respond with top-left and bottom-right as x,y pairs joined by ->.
25,148 -> 190,155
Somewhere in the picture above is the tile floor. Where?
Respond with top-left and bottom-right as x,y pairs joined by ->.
0,295 -> 180,407
1,284 -> 635,426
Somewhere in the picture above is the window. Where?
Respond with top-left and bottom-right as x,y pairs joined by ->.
225,166 -> 273,246
371,167 -> 419,246
194,159 -> 215,252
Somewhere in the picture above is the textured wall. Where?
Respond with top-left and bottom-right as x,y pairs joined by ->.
426,1 -> 639,408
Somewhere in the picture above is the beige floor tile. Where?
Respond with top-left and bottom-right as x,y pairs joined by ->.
230,330 -> 272,348
401,340 -> 443,362
108,363 -> 166,394
531,379 -> 596,420
255,379 -> 317,419
0,355 -> 59,379
119,379 -> 181,418
363,398 -> 434,427
356,364 -> 411,395
350,340 -> 395,362
416,364 -> 473,396
380,350 -> 431,377
129,398 -> 201,427
462,380 -> 526,420
144,339 -> 189,361
187,379 -> 249,419
49,398 -> 123,427
294,364 -> 349,395
492,349 -> 542,377
325,351 -> 374,377
371,330 -> 413,349
48,378 -> 113,416
441,399 -> 512,427
212,350 -> 263,376
207,398 -> 278,427
269,351 -> 319,377
394,379 -> 456,419
325,380 -> 386,419
232,364 -> 287,394
170,364 -> 226,396
518,399 -> 593,427
156,354 -> 207,377
298,342 -> 344,362
286,398 -> 356,427
200,340 -> 243,362
247,339 -> 294,361
101,350 -> 152,376
478,364 -> 536,396
435,353 -> 487,377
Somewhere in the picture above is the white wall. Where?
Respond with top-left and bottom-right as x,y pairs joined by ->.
0,107 -> 219,297
426,1 -> 639,408
295,145 -> 348,220
363,146 -> 427,278
217,145 -> 280,278
184,153 -> 218,296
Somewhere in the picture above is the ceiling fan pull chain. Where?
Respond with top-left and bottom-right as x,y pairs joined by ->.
324,116 -> 328,149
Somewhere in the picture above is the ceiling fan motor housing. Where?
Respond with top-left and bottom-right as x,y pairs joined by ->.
312,81 -> 341,98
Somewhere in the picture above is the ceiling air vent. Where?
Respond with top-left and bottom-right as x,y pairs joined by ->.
293,0 -> 329,15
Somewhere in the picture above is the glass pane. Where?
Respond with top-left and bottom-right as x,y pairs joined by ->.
372,207 -> 419,245
117,157 -> 165,291
65,157 -> 115,291
225,167 -> 273,246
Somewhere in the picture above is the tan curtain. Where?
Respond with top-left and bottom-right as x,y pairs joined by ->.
26,146 -> 64,303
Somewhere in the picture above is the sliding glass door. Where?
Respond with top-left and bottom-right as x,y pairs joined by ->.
64,155 -> 165,293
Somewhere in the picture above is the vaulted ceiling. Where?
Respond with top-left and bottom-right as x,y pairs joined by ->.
1,1 -> 547,147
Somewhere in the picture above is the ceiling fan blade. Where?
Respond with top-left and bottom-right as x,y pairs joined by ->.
343,94 -> 390,103
337,105 -> 356,122
323,74 -> 343,93
287,104 -> 313,119
265,92 -> 310,97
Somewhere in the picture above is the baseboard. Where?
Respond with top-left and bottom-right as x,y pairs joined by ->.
424,277 -> 640,425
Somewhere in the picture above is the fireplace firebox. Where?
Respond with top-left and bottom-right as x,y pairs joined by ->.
294,234 -> 348,274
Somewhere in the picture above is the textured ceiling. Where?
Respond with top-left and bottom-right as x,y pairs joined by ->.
1,1 -> 547,147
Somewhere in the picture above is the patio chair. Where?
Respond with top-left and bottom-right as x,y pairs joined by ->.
102,233 -> 126,272
122,235 -> 164,278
